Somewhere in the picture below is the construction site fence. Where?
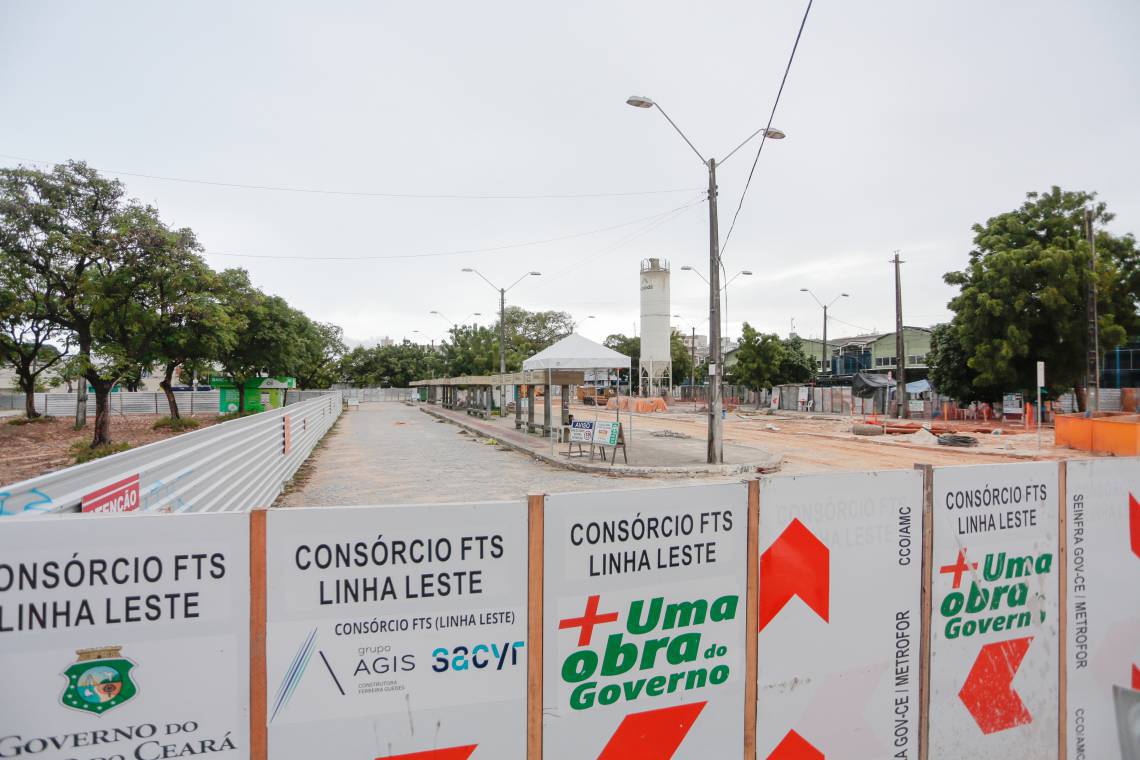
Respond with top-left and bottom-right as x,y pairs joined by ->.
0,392 -> 342,518
0,390 -> 221,416
3,458 -> 1133,759
335,386 -> 417,402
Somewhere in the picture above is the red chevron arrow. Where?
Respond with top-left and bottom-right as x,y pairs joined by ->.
1129,492 -> 1139,558
1132,664 -> 1139,690
375,746 -> 477,760
759,518 -> 829,632
767,730 -> 824,760
597,701 -> 706,759
958,637 -> 1033,734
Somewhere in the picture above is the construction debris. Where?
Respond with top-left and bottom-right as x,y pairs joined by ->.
938,433 -> 979,447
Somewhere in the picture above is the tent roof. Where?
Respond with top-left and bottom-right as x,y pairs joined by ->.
522,333 -> 632,371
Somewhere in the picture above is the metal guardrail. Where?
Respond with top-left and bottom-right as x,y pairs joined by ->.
0,392 -> 342,518
0,390 -> 220,415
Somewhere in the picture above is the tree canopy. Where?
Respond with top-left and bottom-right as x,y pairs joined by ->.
728,324 -> 815,390
940,186 -> 1139,399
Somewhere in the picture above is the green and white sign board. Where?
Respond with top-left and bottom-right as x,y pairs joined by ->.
0,512 -> 249,760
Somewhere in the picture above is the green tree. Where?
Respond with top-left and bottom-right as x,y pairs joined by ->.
943,187 -> 1139,401
728,324 -> 784,390
441,324 -> 499,376
294,319 -> 346,389
776,335 -> 816,385
927,322 -> 997,404
0,162 -> 124,436
141,225 -> 236,417
671,329 -> 693,386
216,269 -> 303,412
603,334 -> 640,392
0,251 -> 70,417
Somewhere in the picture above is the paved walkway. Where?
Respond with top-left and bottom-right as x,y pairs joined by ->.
421,404 -> 781,474
277,402 -> 740,507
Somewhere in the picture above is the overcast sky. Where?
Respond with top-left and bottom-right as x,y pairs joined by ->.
2,0 -> 1138,347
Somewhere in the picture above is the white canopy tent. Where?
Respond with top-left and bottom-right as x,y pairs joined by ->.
522,332 -> 632,373
521,333 -> 633,457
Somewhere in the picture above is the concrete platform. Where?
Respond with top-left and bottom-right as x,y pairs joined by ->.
421,404 -> 782,476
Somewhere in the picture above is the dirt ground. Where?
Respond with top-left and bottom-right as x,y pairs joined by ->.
0,414 -> 220,484
606,403 -> 1085,474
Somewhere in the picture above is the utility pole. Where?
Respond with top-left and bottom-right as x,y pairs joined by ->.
690,326 -> 696,391
707,159 -> 724,463
892,251 -> 907,419
499,288 -> 506,416
1085,208 -> 1100,415
821,305 -> 829,376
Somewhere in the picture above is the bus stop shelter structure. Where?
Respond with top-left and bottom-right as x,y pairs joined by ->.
411,333 -> 632,443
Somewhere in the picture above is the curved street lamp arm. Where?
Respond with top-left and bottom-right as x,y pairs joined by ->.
653,103 -> 707,166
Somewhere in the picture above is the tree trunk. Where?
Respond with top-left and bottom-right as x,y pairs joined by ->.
23,386 -> 39,419
237,384 -> 246,413
87,375 -> 114,447
75,342 -> 91,429
17,365 -> 40,419
160,362 -> 180,419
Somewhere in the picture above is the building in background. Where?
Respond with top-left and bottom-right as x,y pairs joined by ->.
799,326 -> 933,382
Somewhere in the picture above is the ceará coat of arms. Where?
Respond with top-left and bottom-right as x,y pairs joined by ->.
61,646 -> 138,715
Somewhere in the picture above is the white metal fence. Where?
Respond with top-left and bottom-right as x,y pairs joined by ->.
0,392 -> 342,518
340,387 -> 416,402
0,390 -> 220,416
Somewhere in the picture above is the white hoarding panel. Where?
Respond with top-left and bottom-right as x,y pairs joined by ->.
0,512 -> 249,759
265,503 -> 528,760
929,461 -> 1060,759
757,470 -> 923,759
542,483 -> 748,759
1066,458 -> 1140,759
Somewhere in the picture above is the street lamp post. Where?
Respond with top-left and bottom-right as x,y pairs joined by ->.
462,268 -> 541,416
800,289 -> 849,377
629,94 -> 784,462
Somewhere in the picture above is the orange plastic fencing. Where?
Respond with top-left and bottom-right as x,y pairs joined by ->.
1055,413 -> 1140,456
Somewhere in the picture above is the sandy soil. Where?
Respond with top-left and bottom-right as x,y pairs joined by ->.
0,414 -> 220,484
607,404 -> 1089,475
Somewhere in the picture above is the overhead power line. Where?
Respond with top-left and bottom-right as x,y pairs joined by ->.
720,0 -> 813,256
203,199 -> 703,262
0,153 -> 700,201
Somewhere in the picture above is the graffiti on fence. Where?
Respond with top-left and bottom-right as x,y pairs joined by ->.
0,487 -> 54,517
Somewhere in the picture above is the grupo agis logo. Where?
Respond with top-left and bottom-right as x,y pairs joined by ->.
61,646 -> 138,715
558,593 -> 737,711
938,548 -> 1052,640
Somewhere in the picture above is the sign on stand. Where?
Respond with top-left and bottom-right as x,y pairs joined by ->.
757,470 -> 924,759
542,484 -> 748,758
929,462 -> 1060,759
1065,458 -> 1140,758
264,502 -> 528,759
0,512 -> 249,759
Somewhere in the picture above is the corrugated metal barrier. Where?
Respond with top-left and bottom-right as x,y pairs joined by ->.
0,390 -> 220,415
0,392 -> 342,518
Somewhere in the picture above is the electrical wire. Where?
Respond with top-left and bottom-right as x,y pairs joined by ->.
538,195 -> 705,285
720,0 -> 813,257
0,152 -> 700,201
202,200 -> 702,262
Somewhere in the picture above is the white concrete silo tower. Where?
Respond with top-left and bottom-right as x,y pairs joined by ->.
639,258 -> 672,397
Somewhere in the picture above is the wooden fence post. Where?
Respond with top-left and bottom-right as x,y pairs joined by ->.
744,478 -> 760,759
528,493 -> 545,760
249,506 -> 268,760
914,463 -> 934,760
